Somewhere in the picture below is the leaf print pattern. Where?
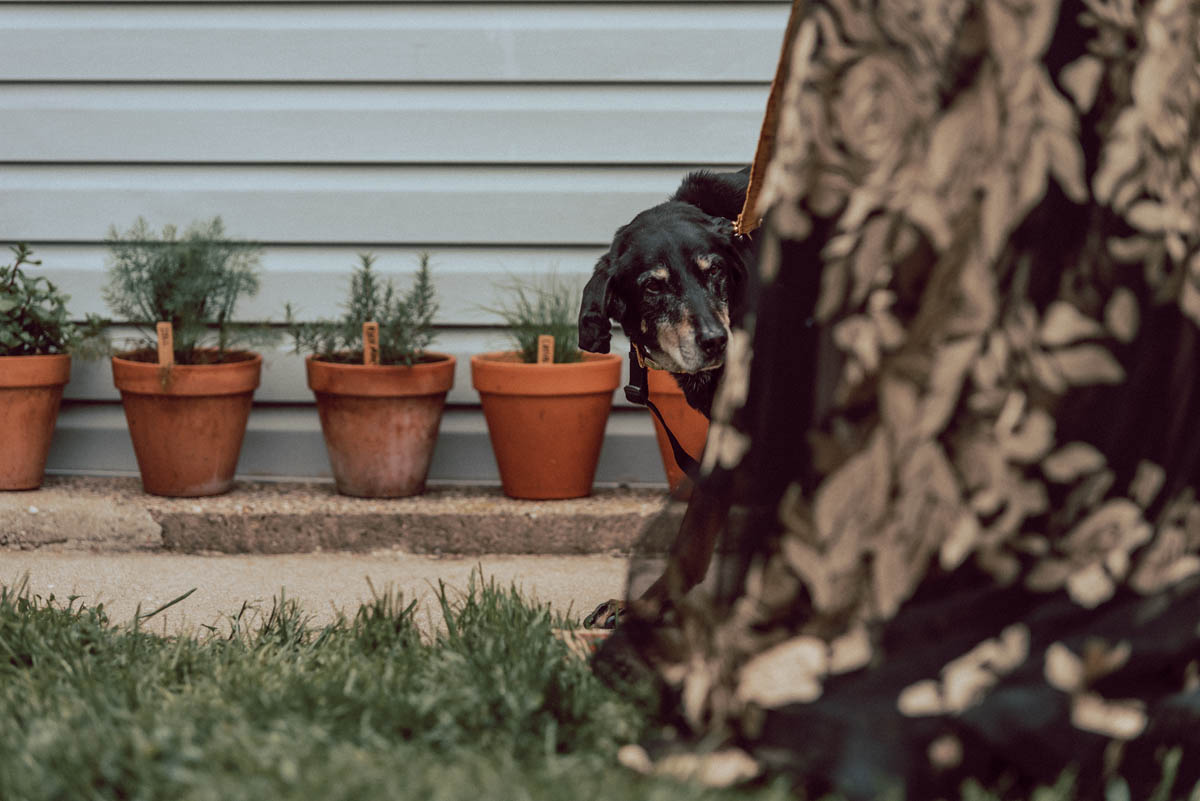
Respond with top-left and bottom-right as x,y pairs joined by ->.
604,1 -> 1200,797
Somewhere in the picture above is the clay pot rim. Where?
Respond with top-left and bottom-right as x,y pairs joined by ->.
306,352 -> 456,398
309,351 -> 453,367
0,352 -> 71,389
112,350 -> 262,397
114,347 -> 259,366
470,350 -> 621,396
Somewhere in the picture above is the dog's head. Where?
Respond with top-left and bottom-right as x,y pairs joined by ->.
579,200 -> 750,374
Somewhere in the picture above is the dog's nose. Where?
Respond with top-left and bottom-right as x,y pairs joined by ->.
699,329 -> 727,359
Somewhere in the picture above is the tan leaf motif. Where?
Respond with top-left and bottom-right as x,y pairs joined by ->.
928,735 -> 964,770
1071,693 -> 1147,740
917,338 -> 981,438
1130,525 -> 1200,594
737,636 -> 826,708
849,218 -> 891,307
1029,351 -> 1068,394
1062,499 -> 1151,554
1018,133 -> 1050,215
1045,642 -> 1085,692
1026,557 -> 1074,593
1104,288 -> 1140,343
829,626 -> 872,675
1052,344 -> 1125,385
1066,562 -> 1116,609
1127,201 -> 1171,233
813,429 -> 890,545
1059,55 -> 1104,112
682,661 -> 715,726
1042,442 -> 1106,483
999,407 -> 1056,463
1045,129 -> 1088,203
940,512 -> 982,571
981,167 -> 1015,265
1039,301 -> 1105,346
880,375 -> 920,440
942,660 -> 994,713
1128,460 -> 1165,508
648,749 -> 763,788
898,680 -> 943,717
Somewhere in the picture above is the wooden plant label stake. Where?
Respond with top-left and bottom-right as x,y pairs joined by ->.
156,322 -> 174,367
537,335 -> 554,364
362,321 -> 380,366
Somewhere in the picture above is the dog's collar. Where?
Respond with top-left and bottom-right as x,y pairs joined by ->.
623,343 -> 700,480
632,342 -> 647,369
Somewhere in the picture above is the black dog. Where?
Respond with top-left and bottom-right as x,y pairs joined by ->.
577,169 -> 757,628
577,168 -> 756,417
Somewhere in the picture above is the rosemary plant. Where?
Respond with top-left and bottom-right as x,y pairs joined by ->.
286,253 -> 438,366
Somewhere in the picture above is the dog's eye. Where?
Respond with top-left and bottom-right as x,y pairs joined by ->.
642,276 -> 668,294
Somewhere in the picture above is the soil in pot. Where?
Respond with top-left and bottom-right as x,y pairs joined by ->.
471,351 -> 622,500
306,353 -> 455,498
0,354 -> 71,490
112,349 -> 261,497
647,368 -> 710,494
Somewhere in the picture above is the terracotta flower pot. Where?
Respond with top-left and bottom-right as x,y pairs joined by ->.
0,353 -> 71,490
471,351 -> 622,499
112,350 -> 261,497
306,354 -> 455,498
647,369 -> 710,494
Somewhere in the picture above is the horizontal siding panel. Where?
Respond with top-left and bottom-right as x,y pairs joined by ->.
0,165 -> 727,245
1,85 -> 768,165
46,404 -> 668,485
2,4 -> 789,82
62,329 -> 642,406
35,244 -> 607,322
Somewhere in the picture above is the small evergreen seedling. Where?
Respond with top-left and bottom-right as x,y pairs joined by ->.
102,217 -> 266,363
287,253 -> 439,366
487,272 -> 584,364
0,244 -> 102,356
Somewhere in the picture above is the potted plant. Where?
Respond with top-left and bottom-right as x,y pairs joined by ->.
103,217 -> 268,497
0,245 -> 94,490
287,253 -> 454,498
471,274 -> 622,499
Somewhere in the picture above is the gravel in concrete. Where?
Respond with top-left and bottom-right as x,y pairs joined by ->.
1,551 -> 631,637
0,476 -> 674,555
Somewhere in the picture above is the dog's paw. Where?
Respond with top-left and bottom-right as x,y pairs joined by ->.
583,599 -> 625,629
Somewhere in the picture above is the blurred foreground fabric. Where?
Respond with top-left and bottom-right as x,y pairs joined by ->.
606,1 -> 1200,797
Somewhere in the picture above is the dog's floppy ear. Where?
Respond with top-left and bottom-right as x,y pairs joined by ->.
578,256 -> 623,353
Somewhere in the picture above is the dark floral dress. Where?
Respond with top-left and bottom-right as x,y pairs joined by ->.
606,1 -> 1200,797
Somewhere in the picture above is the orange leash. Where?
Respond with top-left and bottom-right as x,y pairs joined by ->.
735,0 -> 807,237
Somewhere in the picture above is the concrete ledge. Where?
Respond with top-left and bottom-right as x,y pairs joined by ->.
0,476 -> 671,555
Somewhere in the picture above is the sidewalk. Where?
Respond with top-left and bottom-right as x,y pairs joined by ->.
0,476 -> 668,635
0,476 -> 669,554
2,551 -> 629,636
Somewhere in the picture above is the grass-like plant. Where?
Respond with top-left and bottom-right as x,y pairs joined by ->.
0,244 -> 102,357
102,217 -> 267,363
286,253 -> 438,366
488,272 -> 584,363
0,573 -> 1185,800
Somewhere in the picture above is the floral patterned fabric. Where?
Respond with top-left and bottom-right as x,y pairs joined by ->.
608,1 -> 1200,796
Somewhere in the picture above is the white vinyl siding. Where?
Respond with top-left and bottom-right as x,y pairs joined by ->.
1,1 -> 788,484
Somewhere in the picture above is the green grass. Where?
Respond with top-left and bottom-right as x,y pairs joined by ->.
0,574 -> 791,801
0,573 -> 1189,801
